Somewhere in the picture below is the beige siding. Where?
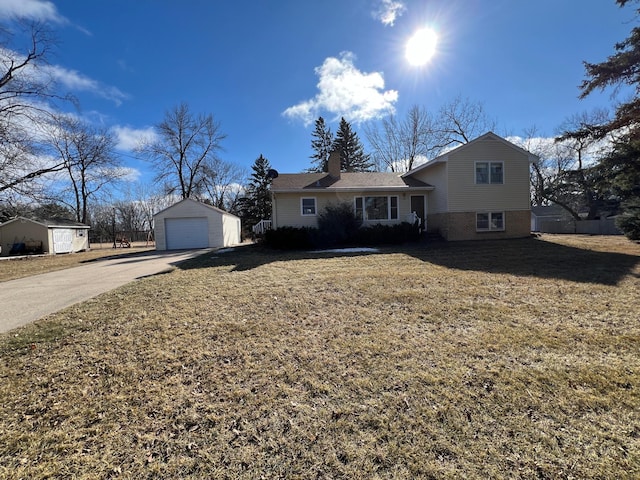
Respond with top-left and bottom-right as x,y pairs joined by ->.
221,213 -> 241,246
412,162 -> 448,214
0,220 -> 89,256
0,220 -> 49,256
273,191 -> 423,228
446,138 -> 530,212
68,229 -> 90,253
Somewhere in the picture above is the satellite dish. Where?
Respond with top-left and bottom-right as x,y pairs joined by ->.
267,169 -> 279,179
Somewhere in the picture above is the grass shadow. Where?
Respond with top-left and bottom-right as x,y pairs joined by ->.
404,236 -> 639,286
179,237 -> 639,286
177,243 -> 382,272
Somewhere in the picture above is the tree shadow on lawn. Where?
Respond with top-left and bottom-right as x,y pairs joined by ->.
405,236 -> 639,286
177,237 -> 640,286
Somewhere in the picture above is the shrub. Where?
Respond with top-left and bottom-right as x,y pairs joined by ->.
353,222 -> 419,246
316,202 -> 362,247
616,198 -> 640,241
264,227 -> 314,250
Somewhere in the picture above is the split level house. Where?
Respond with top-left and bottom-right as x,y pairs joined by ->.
269,132 -> 538,241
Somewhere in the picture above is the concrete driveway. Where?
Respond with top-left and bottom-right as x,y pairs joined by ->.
0,249 -> 209,334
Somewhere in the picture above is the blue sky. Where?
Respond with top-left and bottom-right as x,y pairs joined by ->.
1,0 -> 634,182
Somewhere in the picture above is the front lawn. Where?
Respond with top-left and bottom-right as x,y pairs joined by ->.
1,235 -> 638,479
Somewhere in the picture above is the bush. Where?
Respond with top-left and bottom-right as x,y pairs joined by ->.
264,223 -> 419,250
353,222 -> 419,246
616,198 -> 640,241
316,202 -> 362,247
264,227 -> 314,250
263,203 -> 420,250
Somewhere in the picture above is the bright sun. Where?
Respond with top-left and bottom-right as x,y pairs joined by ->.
405,28 -> 438,66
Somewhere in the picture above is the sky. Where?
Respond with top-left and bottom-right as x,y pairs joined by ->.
0,0 -> 635,184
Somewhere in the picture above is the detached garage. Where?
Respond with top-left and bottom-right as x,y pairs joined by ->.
153,198 -> 241,250
0,217 -> 90,256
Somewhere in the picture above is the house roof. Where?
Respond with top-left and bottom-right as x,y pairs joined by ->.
152,197 -> 240,219
0,216 -> 89,229
403,131 -> 540,178
271,172 -> 433,193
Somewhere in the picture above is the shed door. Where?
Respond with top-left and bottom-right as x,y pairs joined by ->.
165,217 -> 209,250
53,229 -> 74,253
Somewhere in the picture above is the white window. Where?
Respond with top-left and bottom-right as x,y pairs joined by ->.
476,162 -> 503,184
476,212 -> 505,232
354,196 -> 399,221
301,197 -> 316,216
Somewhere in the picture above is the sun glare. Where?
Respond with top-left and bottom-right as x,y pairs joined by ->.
405,27 -> 438,66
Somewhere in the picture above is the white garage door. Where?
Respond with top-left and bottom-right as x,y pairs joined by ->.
165,217 -> 209,250
52,229 -> 74,253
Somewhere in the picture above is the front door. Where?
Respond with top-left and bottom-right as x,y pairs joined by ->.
410,195 -> 426,232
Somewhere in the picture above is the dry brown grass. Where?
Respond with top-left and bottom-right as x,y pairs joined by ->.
0,235 -> 638,479
0,244 -> 153,282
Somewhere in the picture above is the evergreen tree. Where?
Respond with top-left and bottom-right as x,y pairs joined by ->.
598,138 -> 640,238
332,117 -> 373,172
578,0 -> 640,137
566,0 -> 640,238
309,117 -> 334,172
240,154 -> 273,227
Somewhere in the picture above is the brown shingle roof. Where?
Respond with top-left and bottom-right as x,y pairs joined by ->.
271,172 -> 433,192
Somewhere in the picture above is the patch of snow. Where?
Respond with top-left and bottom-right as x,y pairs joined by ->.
216,248 -> 235,254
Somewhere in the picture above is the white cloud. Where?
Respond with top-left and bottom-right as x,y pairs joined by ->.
283,51 -> 398,126
372,0 -> 406,26
112,125 -> 158,152
115,166 -> 142,182
45,65 -> 129,106
0,0 -> 66,23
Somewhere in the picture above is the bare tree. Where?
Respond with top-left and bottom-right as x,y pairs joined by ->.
139,103 -> 226,199
365,98 -> 496,173
44,114 -> 124,223
435,95 -> 497,149
516,126 -> 575,208
199,159 -> 246,213
553,109 -> 615,219
0,21 -> 71,197
366,105 -> 440,172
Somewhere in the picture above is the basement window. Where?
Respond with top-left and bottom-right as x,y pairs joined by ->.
476,212 -> 505,231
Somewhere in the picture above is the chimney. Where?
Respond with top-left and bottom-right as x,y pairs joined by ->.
328,150 -> 341,179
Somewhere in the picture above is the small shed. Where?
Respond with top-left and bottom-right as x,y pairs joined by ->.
0,217 -> 90,256
153,198 -> 241,250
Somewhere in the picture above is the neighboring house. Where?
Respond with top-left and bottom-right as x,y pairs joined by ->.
153,198 -> 241,250
0,217 -> 90,256
270,132 -> 537,241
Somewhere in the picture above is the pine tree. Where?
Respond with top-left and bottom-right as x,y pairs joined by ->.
332,117 -> 373,172
309,117 -> 334,172
241,154 -> 273,226
568,0 -> 640,239
578,0 -> 640,137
